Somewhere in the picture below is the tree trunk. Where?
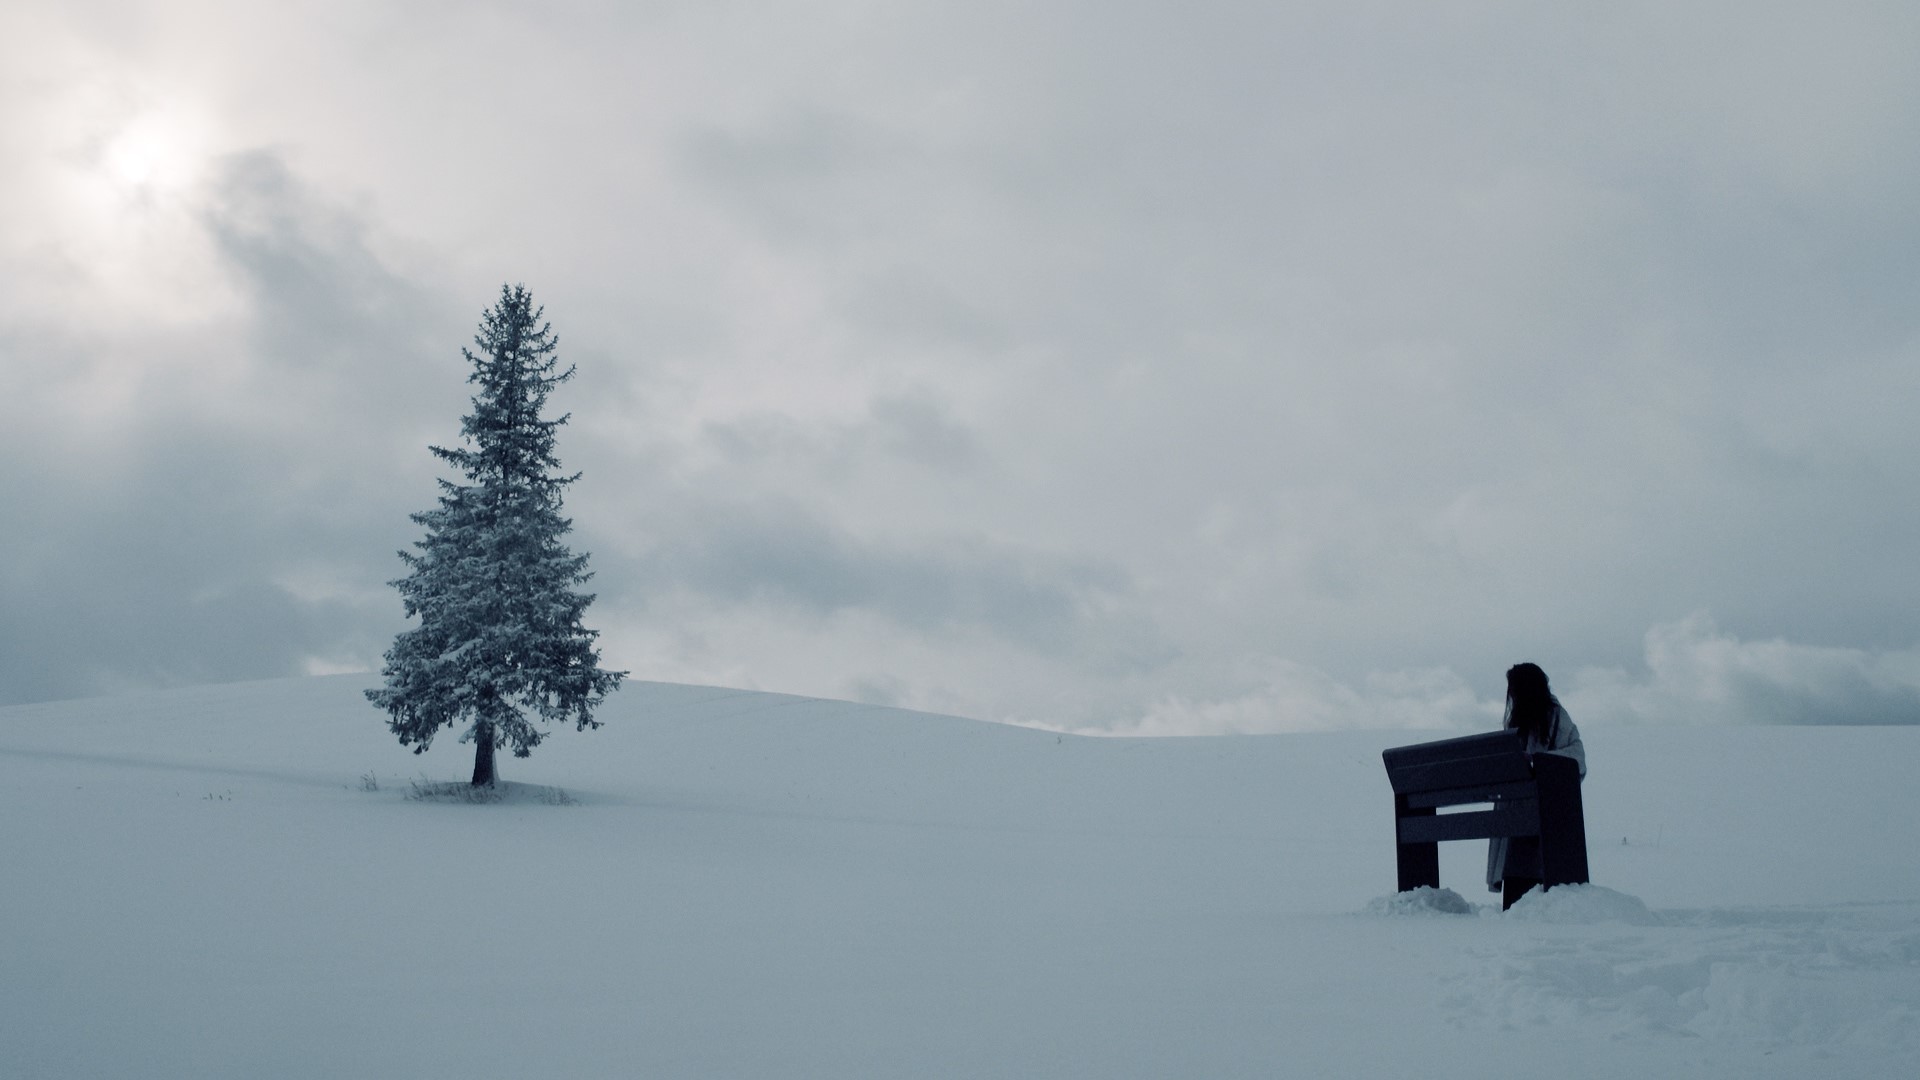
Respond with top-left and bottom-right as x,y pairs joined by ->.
472,721 -> 497,787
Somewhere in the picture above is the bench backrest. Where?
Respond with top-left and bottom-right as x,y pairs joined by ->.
1382,729 -> 1530,803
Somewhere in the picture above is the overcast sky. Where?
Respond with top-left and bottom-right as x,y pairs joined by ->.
4,1 -> 1918,731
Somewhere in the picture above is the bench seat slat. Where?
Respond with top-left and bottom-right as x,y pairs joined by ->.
1398,801 -> 1540,844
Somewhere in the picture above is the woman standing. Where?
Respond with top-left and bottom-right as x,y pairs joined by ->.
1487,662 -> 1586,909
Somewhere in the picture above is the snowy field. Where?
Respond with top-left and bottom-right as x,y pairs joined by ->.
2,675 -> 1916,1078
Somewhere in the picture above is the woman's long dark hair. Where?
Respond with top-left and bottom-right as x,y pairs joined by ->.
1506,663 -> 1556,742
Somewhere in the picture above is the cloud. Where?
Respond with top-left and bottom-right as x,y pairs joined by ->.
1097,662 -> 1495,737
627,497 -> 1133,651
695,390 -> 983,476
1041,613 -> 1920,735
0,148 -> 457,703
5,3 -> 1920,737
1569,614 -> 1920,727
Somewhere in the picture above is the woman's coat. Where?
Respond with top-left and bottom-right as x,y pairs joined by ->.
1485,701 -> 1586,891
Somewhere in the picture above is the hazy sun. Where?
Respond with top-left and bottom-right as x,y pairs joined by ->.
20,95 -> 242,334
105,128 -> 162,186
97,111 -> 202,196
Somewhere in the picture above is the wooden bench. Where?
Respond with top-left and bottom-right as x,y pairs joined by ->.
1381,730 -> 1588,900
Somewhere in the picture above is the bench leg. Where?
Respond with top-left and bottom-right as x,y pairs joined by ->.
1395,798 -> 1441,891
1534,755 -> 1590,887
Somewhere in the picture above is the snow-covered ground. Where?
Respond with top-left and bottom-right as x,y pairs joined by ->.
2,676 -> 1915,1078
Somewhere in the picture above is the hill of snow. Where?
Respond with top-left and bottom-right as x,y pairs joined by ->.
2,676 -> 1916,1078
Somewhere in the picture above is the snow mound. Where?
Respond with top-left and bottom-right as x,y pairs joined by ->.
1365,886 -> 1478,916
1503,883 -> 1656,924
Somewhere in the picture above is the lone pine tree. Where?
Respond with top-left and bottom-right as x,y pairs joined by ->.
368,284 -> 624,786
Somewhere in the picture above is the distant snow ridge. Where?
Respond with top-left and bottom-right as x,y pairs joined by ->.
1365,886 -> 1478,916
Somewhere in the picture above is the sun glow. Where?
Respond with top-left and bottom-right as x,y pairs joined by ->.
0,81 -> 246,422
30,98 -> 243,330
95,109 -> 207,199
104,125 -> 165,187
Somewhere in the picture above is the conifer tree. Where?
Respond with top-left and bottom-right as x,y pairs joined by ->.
368,284 -> 623,786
